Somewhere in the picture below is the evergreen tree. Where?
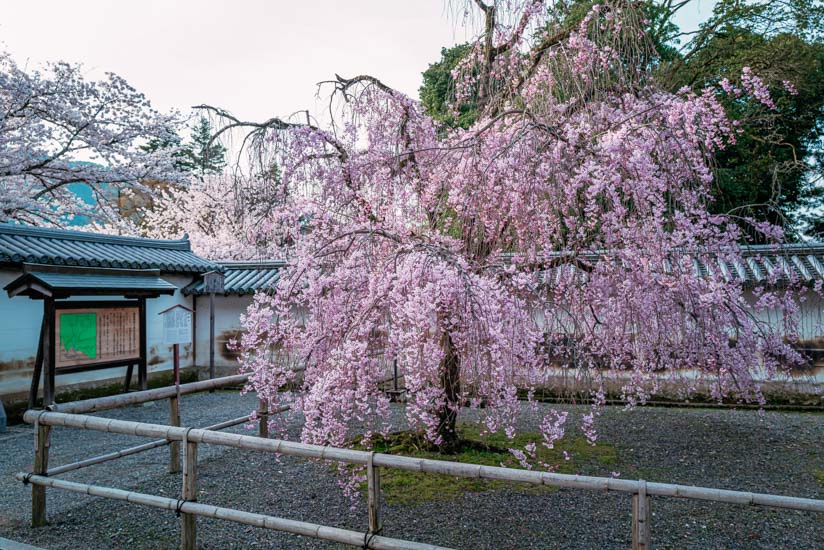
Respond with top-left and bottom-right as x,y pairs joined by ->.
180,116 -> 227,176
420,44 -> 476,129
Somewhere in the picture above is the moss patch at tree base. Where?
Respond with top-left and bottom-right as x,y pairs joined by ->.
353,425 -> 617,505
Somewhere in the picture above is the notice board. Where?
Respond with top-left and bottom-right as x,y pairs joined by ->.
161,305 -> 192,345
55,307 -> 140,369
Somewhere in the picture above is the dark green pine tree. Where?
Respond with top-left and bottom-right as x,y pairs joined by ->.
181,116 -> 227,177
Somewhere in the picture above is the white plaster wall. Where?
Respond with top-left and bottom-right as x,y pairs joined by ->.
3,266 -> 823,405
193,294 -> 254,376
0,271 -> 43,365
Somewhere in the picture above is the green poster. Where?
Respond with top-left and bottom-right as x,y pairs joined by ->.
59,312 -> 97,360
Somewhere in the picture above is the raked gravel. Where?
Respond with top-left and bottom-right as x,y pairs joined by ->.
0,391 -> 822,549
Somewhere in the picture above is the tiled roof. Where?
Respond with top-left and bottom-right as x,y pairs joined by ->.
537,243 -> 824,287
182,261 -> 285,296
0,224 -> 218,274
5,268 -> 177,298
182,243 -> 824,297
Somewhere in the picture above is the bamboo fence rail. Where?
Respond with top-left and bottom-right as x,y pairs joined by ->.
17,369 -> 824,549
48,374 -> 250,414
25,410 -> 824,513
46,413 -> 253,477
15,474 -> 450,550
42,373 -> 289,476
19,408 -> 824,550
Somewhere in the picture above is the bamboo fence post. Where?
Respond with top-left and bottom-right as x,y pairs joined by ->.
32,416 -> 51,527
632,480 -> 651,550
168,396 -> 181,473
181,433 -> 198,550
367,452 -> 382,534
258,397 -> 268,439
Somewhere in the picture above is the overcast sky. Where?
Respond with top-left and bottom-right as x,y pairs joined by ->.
1,0 -> 718,124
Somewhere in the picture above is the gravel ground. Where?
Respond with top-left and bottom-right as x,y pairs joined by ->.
0,392 -> 822,549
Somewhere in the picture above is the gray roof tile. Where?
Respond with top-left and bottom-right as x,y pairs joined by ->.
183,261 -> 285,296
0,224 -> 218,274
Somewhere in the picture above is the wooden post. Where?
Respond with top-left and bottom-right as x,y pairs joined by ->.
123,363 -> 134,393
138,297 -> 148,391
181,436 -> 198,550
28,315 -> 47,409
632,480 -> 651,550
43,299 -> 55,407
393,359 -> 398,392
32,418 -> 51,527
257,397 -> 268,439
168,396 -> 181,473
367,452 -> 382,535
173,343 -> 181,386
191,297 -> 197,372
209,292 -> 215,382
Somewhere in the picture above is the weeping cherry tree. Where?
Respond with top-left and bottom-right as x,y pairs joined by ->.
219,1 -> 808,456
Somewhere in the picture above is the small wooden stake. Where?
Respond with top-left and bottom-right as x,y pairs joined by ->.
632,480 -> 651,550
168,396 -> 181,473
367,452 -> 382,535
32,418 -> 51,527
258,397 -> 269,439
181,436 -> 198,550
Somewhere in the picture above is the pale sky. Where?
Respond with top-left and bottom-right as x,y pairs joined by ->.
0,0 -> 718,124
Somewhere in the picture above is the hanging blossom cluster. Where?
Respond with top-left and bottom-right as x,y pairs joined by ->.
235,1 -> 811,459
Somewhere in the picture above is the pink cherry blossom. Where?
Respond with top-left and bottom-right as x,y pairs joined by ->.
234,1 -> 812,468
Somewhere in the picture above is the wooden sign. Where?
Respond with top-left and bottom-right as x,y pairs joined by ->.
203,271 -> 225,294
160,304 -> 193,345
55,307 -> 140,369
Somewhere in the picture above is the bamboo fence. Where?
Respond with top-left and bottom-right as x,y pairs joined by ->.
19,408 -> 824,549
16,373 -> 824,549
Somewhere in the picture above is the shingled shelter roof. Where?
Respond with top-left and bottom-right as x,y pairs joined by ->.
0,224 -> 218,274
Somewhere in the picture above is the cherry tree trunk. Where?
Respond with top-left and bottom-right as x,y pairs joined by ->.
436,330 -> 461,452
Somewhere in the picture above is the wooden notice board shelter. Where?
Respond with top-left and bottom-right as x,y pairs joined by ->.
4,264 -> 177,407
